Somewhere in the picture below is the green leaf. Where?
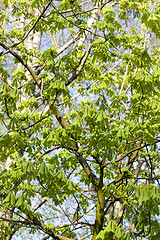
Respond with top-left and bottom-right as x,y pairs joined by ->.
11,192 -> 15,205
121,168 -> 133,176
136,184 -> 150,203
67,181 -> 73,191
83,107 -> 91,118
96,230 -> 105,240
16,194 -> 24,208
38,162 -> 48,176
124,232 -> 130,240
73,115 -> 83,127
3,192 -> 15,206
2,0 -> 8,7
96,110 -> 107,122
151,186 -> 159,201
104,220 -> 115,234
25,161 -> 34,174
56,170 -> 66,181
115,224 -> 124,238
3,192 -> 11,203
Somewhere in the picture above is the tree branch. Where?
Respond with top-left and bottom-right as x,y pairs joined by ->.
65,27 -> 97,86
0,41 -> 40,86
27,212 -> 73,240
102,142 -> 146,168
9,0 -> 53,49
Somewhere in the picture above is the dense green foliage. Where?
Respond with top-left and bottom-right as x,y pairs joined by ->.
0,0 -> 160,239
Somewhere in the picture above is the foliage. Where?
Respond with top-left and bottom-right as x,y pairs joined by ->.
0,0 -> 160,239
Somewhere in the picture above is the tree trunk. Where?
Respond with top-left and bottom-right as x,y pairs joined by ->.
93,183 -> 105,239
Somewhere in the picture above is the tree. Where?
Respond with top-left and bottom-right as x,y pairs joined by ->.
0,0 -> 160,239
